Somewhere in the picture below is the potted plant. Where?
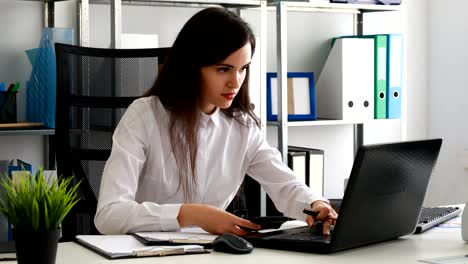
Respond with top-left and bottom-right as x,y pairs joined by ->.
0,169 -> 80,264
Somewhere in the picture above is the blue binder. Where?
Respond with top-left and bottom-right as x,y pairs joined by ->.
386,34 -> 403,119
7,159 -> 33,178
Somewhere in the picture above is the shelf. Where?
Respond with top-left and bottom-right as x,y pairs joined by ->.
20,0 -> 69,2
90,0 -> 261,8
0,129 -> 54,136
268,118 -> 399,127
268,119 -> 360,127
267,1 -> 401,13
22,0 -> 262,7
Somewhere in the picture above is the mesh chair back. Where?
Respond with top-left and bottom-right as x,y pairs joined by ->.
55,43 -> 169,238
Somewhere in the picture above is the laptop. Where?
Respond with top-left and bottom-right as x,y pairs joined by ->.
245,139 -> 442,253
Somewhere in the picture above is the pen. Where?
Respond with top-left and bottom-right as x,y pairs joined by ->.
303,209 -> 319,219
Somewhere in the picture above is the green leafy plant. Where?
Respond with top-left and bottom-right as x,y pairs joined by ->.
0,169 -> 80,232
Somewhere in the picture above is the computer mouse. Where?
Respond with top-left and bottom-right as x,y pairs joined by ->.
212,234 -> 254,254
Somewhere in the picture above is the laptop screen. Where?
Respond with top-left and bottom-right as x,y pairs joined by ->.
330,139 -> 442,252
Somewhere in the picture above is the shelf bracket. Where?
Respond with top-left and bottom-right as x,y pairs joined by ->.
276,1 -> 288,164
78,0 -> 90,47
44,1 -> 55,28
111,0 -> 122,49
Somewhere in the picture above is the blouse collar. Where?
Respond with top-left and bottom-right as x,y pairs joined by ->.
200,107 -> 220,128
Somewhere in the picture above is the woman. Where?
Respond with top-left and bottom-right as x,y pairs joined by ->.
95,7 -> 337,237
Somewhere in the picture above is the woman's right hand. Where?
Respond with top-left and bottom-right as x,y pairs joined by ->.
177,204 -> 260,236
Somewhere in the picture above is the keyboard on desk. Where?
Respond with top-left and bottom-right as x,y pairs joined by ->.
261,226 -> 331,243
415,206 -> 462,233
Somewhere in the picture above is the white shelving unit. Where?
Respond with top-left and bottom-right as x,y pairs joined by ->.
35,1 -> 267,127
29,0 -> 268,130
24,1 -> 265,54
268,1 -> 401,162
77,0 -> 267,132
75,0 -> 263,47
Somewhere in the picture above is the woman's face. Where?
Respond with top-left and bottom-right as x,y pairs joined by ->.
199,43 -> 251,114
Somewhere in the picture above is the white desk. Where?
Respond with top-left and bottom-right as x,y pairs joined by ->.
5,217 -> 466,264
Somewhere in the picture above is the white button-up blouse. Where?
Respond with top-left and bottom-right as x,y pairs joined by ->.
94,96 -> 324,234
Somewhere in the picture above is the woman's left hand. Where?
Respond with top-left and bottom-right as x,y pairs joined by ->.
305,200 -> 338,236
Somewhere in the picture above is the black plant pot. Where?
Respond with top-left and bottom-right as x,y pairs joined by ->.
13,228 -> 61,264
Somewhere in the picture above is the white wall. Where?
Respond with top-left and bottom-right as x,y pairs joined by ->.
392,0 -> 468,206
0,0 -> 42,121
403,0 -> 429,142
0,0 -> 45,170
425,0 -> 468,206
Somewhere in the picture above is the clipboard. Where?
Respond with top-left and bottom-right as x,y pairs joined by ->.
75,235 -> 209,259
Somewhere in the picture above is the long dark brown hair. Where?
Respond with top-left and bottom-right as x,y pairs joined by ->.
144,7 -> 259,201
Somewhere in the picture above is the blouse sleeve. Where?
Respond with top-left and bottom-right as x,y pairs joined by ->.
94,100 -> 181,235
245,124 -> 327,221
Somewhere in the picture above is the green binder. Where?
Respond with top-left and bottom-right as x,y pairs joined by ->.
331,35 -> 388,119
372,35 -> 388,119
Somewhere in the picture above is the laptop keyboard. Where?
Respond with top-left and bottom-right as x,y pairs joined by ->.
255,206 -> 461,242
276,232 -> 324,242
265,226 -> 328,242
415,206 -> 462,233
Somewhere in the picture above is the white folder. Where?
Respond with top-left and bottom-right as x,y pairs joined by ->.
316,38 -> 374,121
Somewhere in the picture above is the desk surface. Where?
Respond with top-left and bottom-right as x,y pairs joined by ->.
5,218 -> 467,264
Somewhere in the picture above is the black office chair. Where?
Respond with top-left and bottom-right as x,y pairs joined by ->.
55,43 -> 170,241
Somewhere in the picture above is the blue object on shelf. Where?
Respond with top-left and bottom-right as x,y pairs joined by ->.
25,48 -> 39,65
26,28 -> 74,128
386,34 -> 403,119
267,72 -> 317,122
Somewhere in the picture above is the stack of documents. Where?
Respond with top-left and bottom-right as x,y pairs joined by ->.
132,230 -> 217,246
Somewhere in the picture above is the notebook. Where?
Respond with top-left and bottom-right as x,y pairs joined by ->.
245,139 -> 442,253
